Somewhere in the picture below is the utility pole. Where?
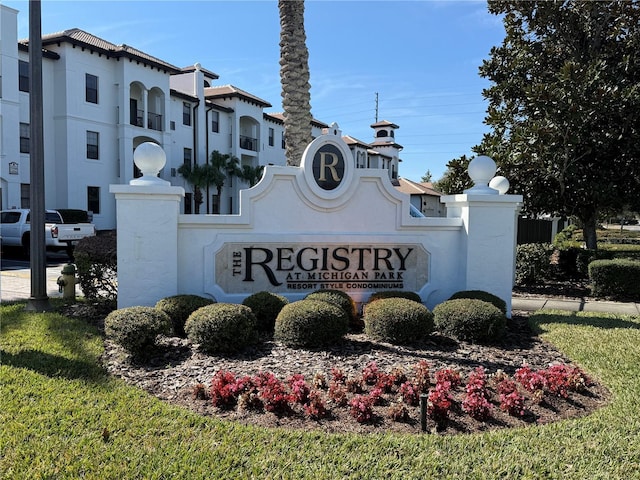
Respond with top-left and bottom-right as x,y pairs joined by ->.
374,92 -> 379,123
25,0 -> 52,312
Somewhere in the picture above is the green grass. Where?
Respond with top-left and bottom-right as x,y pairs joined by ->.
2,302 -> 640,479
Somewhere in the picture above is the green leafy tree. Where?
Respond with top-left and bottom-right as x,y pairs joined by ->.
433,155 -> 473,195
420,170 -> 433,183
240,164 -> 265,187
209,150 -> 241,214
278,0 -> 313,166
477,0 -> 640,249
177,162 -> 223,215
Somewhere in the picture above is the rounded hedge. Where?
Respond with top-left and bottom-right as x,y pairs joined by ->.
448,290 -> 507,315
363,298 -> 434,345
274,299 -> 349,348
242,291 -> 289,332
185,303 -> 259,354
155,294 -> 216,337
367,290 -> 422,304
433,298 -> 506,343
304,289 -> 357,327
104,306 -> 172,354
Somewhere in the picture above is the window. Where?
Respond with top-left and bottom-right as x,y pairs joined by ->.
212,194 -> 220,214
86,131 -> 99,159
85,73 -> 98,103
20,183 -> 30,208
87,186 -> 100,214
183,102 -> 191,126
268,128 -> 274,147
211,111 -> 219,133
183,148 -> 192,167
20,123 -> 30,154
170,121 -> 176,130
19,60 -> 29,92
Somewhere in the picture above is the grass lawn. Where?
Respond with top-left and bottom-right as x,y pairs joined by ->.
1,302 -> 639,479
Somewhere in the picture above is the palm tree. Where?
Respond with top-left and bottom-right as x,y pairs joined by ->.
278,0 -> 313,167
177,162 -> 224,214
240,164 -> 265,187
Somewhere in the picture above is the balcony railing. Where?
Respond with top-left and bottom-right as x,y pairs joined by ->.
148,112 -> 162,131
239,135 -> 258,152
130,109 -> 144,127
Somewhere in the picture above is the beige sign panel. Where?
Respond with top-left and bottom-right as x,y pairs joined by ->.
215,242 -> 429,294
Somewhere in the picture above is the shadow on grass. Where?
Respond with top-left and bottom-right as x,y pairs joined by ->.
1,347 -> 109,382
529,311 -> 640,334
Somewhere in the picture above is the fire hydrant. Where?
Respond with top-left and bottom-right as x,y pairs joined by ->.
57,263 -> 77,300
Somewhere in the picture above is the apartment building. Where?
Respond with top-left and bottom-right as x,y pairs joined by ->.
0,5 -> 404,230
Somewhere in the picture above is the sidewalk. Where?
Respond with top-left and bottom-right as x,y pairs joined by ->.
512,296 -> 640,316
1,266 -> 638,315
1,265 -> 81,302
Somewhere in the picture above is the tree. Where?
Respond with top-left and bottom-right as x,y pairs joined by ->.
177,162 -> 223,215
477,0 -> 640,250
433,155 -> 473,195
209,150 -> 241,214
278,0 -> 313,166
240,164 -> 265,187
420,170 -> 433,183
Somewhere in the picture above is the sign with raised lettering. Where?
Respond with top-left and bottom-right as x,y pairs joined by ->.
312,144 -> 345,190
215,242 -> 429,294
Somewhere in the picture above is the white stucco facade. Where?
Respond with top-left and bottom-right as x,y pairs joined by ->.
1,5 -> 407,230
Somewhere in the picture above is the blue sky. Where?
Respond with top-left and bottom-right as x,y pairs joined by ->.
5,0 -> 505,182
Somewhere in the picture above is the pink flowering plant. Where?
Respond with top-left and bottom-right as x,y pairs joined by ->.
199,357 -> 596,432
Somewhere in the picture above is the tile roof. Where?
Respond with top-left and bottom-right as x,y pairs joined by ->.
23,28 -> 182,73
180,65 -> 219,80
268,112 -> 329,129
205,85 -> 272,108
371,120 -> 400,129
396,177 -> 442,196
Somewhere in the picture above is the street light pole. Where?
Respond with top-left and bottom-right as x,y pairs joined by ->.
25,0 -> 51,312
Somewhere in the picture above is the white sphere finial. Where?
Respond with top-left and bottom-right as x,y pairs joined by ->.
464,155 -> 499,194
489,175 -> 510,194
131,142 -> 169,185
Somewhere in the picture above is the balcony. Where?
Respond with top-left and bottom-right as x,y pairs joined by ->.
239,135 -> 258,152
131,109 -> 144,127
147,112 -> 162,131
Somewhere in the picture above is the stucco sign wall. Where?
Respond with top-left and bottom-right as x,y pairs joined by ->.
214,242 -> 429,294
112,128 -> 523,315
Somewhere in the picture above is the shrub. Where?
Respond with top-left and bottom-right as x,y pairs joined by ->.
433,298 -> 506,343
185,303 -> 258,354
589,259 -> 640,300
155,294 -> 215,337
367,290 -> 422,304
449,290 -> 507,315
274,299 -> 349,348
104,306 -> 172,355
74,231 -> 117,305
304,289 -> 358,330
242,291 -> 289,332
515,243 -> 553,285
363,298 -> 434,345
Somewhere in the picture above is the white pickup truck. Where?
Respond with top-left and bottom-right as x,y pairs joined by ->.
0,209 -> 96,258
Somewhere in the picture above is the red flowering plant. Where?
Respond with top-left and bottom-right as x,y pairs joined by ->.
210,370 -> 242,409
328,381 -> 348,406
330,367 -> 346,384
304,390 -> 329,419
287,373 -> 311,405
428,382 -> 454,423
399,381 -> 420,406
362,361 -> 381,386
349,394 -> 375,423
375,372 -> 396,393
462,367 -> 492,421
515,364 -> 547,403
434,368 -> 462,390
369,386 -> 385,406
255,372 -> 291,414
